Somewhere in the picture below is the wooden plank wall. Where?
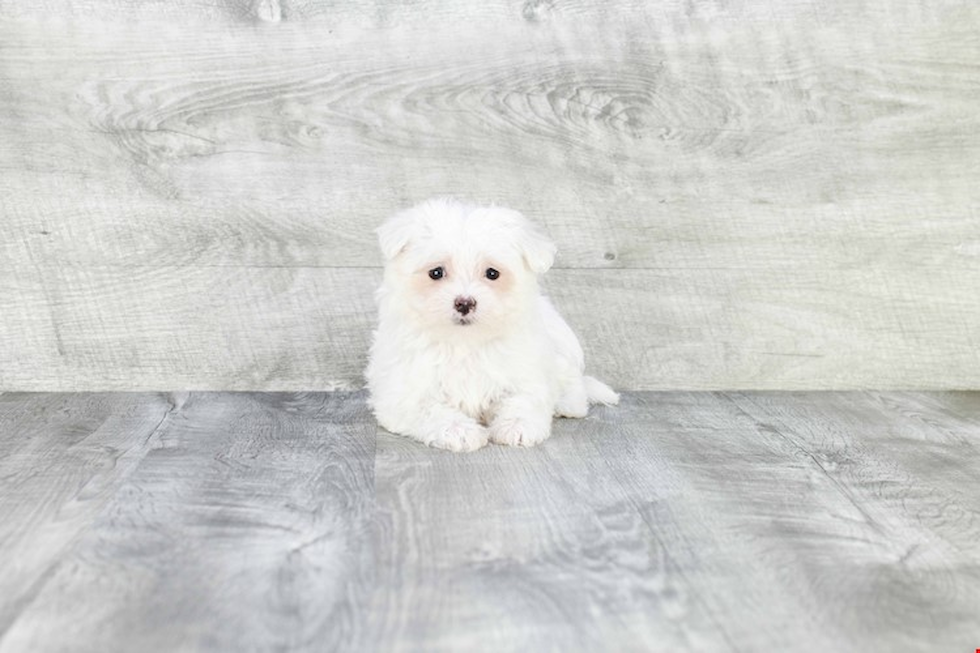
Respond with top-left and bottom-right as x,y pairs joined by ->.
1,1 -> 978,390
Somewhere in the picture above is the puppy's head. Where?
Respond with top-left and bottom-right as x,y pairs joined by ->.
376,198 -> 556,338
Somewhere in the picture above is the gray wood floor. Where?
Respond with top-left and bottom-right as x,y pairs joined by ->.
1,391 -> 978,652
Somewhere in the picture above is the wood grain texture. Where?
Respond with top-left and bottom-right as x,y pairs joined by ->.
0,391 -> 377,653
2,1 -> 979,390
720,391 -> 980,652
1,391 -> 978,652
2,265 -> 976,390
0,393 -> 175,636
364,415 -> 733,652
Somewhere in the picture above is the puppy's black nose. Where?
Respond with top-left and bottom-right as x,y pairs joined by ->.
454,296 -> 477,316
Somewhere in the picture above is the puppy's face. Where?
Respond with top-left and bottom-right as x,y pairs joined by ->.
376,199 -> 556,338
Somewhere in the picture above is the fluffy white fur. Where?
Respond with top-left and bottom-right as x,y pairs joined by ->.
366,198 -> 619,452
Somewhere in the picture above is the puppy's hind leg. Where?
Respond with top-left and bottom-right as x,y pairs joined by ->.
555,379 -> 589,418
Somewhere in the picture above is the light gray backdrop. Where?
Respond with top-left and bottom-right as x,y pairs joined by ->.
2,0 -> 978,391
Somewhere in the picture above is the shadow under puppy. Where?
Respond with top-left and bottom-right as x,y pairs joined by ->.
366,198 -> 618,452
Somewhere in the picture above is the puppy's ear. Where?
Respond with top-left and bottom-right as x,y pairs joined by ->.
509,211 -> 556,274
376,210 -> 418,261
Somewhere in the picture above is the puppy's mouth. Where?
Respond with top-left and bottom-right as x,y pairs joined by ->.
452,315 -> 475,326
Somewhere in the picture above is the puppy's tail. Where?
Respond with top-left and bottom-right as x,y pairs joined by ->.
583,376 -> 620,406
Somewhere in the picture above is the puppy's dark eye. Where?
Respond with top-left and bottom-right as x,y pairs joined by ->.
485,268 -> 500,281
428,267 -> 444,280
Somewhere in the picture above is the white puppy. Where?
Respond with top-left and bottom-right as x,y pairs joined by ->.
366,198 -> 619,452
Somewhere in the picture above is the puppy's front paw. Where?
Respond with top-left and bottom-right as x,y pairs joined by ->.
428,421 -> 489,453
489,417 -> 551,448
